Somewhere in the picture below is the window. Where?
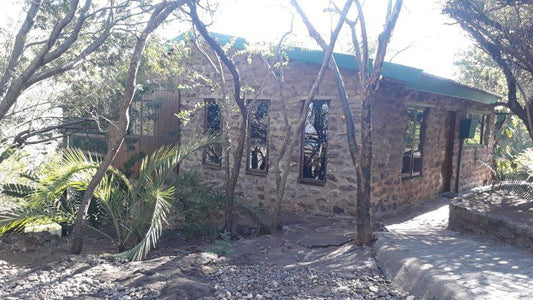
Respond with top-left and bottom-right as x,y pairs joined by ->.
402,107 -> 426,178
203,100 -> 222,166
129,100 -> 161,136
300,100 -> 329,184
465,114 -> 486,145
247,100 -> 269,174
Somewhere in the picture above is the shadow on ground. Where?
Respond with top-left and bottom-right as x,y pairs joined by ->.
374,196 -> 533,299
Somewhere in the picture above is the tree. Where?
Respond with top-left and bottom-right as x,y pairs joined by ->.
445,0 -> 533,139
455,46 -> 533,177
293,0 -> 403,244
0,0 -> 151,165
70,0 -> 184,254
0,0 -> 140,123
267,1 -> 352,231
183,0 -> 249,233
455,46 -> 506,95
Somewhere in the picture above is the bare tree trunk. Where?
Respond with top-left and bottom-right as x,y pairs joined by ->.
266,0 -> 353,231
187,0 -> 247,234
70,1 -> 182,254
355,95 -> 373,244
295,0 -> 403,245
223,117 -> 247,232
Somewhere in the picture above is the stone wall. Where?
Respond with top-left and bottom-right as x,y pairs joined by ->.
176,45 -> 495,216
449,197 -> 533,252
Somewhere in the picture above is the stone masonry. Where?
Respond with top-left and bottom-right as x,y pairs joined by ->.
173,42 -> 495,217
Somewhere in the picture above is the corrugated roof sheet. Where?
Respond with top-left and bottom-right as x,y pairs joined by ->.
178,32 -> 502,104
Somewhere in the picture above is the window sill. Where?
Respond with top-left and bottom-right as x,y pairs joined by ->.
202,163 -> 222,170
464,144 -> 484,148
245,169 -> 268,177
401,174 -> 422,180
298,177 -> 326,186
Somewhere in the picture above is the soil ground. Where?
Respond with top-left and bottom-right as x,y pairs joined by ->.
0,213 -> 412,299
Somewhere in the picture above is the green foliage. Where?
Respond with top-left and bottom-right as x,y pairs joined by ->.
208,231 -> 233,255
513,149 -> 533,178
454,46 -> 506,95
57,36 -> 188,123
494,115 -> 533,179
0,146 -> 40,208
0,136 -> 216,261
2,183 -> 36,198
495,147 -> 533,181
120,151 -> 146,178
172,171 -> 225,238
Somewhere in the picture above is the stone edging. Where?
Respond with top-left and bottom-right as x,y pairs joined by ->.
449,199 -> 533,253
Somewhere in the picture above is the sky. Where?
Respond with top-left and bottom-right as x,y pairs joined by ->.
204,0 -> 474,78
0,0 -> 474,79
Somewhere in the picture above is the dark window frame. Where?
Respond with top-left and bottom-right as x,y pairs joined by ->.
128,99 -> 160,137
202,99 -> 222,168
465,114 -> 486,146
401,107 -> 427,179
246,99 -> 270,176
299,100 -> 330,186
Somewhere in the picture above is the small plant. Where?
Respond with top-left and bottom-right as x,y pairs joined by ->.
208,230 -> 233,255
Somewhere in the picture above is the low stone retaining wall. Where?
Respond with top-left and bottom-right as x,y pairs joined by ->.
449,197 -> 533,252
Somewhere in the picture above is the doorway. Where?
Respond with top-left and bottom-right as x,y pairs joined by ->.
440,111 -> 456,193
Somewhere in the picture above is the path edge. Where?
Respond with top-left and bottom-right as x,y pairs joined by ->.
372,232 -> 474,300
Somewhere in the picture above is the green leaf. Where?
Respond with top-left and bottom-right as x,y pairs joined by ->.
2,183 -> 36,198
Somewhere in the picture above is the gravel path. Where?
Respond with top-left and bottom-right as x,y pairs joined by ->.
0,214 -> 414,299
209,264 -> 412,299
0,256 -> 160,299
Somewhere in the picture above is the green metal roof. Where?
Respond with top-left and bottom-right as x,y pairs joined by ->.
177,32 -> 501,105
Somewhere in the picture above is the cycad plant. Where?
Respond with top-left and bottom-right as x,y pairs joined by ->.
0,136 -> 214,261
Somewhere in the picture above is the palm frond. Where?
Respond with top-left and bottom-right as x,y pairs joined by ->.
1,183 -> 36,198
136,136 -> 217,192
20,170 -> 40,182
0,207 -> 50,235
33,148 -> 100,207
118,186 -> 173,261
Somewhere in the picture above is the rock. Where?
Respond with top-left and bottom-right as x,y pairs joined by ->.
27,274 -> 38,281
298,234 -> 352,247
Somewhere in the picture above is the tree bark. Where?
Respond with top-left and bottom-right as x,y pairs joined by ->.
267,0 -> 353,231
296,0 -> 403,245
187,0 -> 247,234
355,94 -> 373,244
70,0 -> 182,254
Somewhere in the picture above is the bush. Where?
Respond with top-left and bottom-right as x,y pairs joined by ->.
0,136 -> 218,261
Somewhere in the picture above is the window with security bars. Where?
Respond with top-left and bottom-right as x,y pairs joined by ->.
300,100 -> 329,184
402,107 -> 426,178
247,100 -> 269,174
203,100 -> 222,167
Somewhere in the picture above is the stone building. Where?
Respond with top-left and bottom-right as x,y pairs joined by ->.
79,34 -> 500,216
